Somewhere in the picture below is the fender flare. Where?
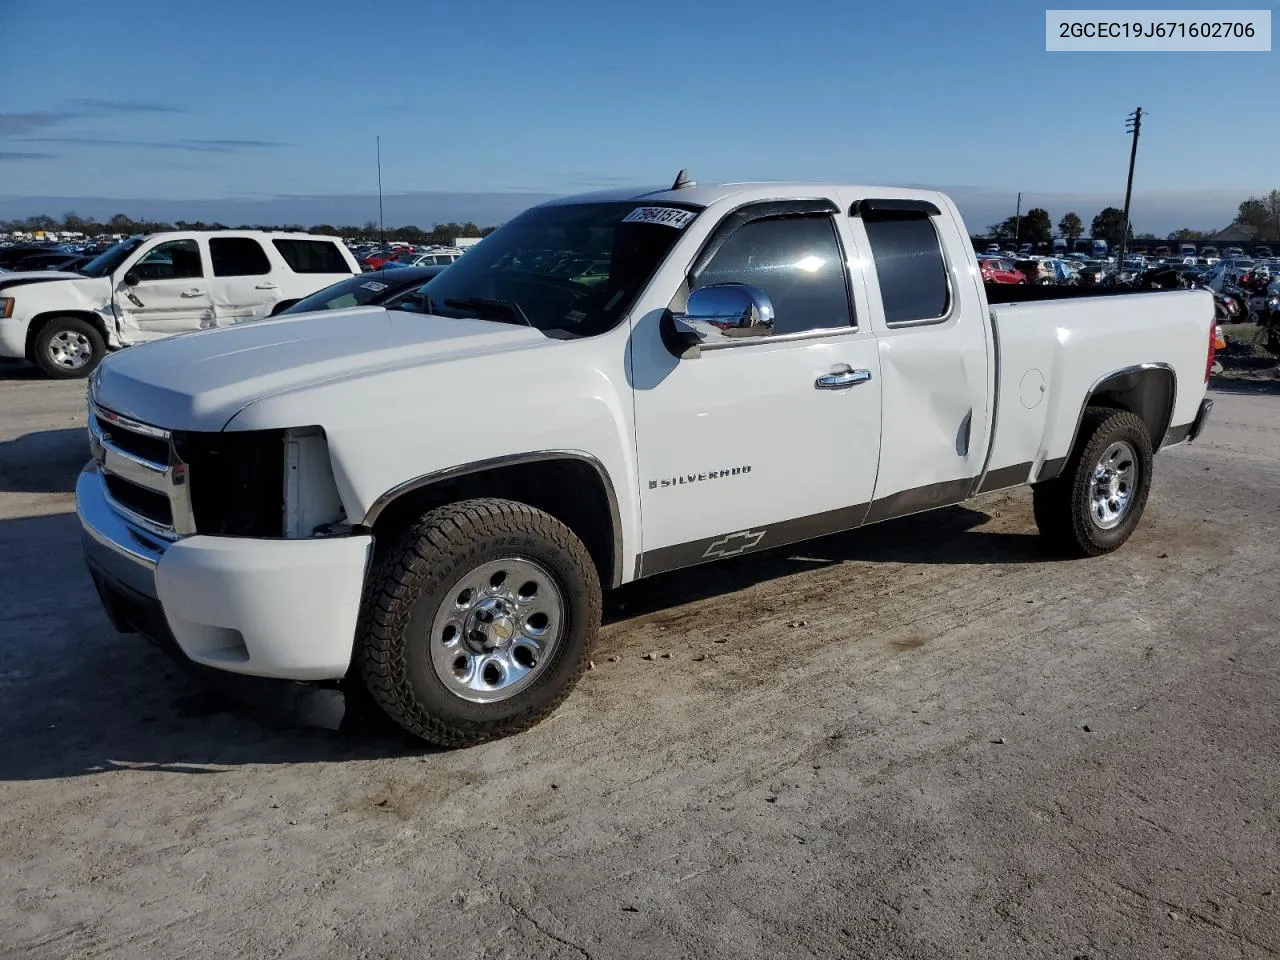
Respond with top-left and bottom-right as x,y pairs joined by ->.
360,449 -> 626,588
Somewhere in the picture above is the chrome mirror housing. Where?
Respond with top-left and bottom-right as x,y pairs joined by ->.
672,283 -> 774,345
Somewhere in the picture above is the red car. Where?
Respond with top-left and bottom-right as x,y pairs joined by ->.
361,246 -> 415,270
980,258 -> 1028,285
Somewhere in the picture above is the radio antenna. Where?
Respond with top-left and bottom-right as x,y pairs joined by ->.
377,135 -> 385,248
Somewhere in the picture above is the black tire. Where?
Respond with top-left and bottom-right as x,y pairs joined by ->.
32,316 -> 105,379
1032,408 -> 1153,558
355,498 -> 601,746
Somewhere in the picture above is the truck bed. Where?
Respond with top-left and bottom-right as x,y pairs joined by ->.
980,288 -> 1214,491
984,283 -> 1176,305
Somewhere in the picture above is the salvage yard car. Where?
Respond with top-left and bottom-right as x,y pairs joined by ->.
0,231 -> 360,378
77,179 -> 1216,747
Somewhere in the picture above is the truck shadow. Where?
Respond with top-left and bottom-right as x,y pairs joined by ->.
0,428 -> 87,493
0,359 -> 42,381
0,502 -> 1050,782
0,512 -> 427,783
604,504 -> 1052,623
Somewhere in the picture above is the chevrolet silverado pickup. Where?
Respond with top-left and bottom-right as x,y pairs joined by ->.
76,178 -> 1216,746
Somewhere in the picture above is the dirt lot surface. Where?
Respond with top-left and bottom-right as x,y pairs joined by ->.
2,363 -> 1278,959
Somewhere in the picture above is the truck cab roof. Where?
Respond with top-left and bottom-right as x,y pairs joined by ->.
537,182 -> 951,212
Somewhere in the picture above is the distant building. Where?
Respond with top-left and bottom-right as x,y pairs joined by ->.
1208,223 -> 1258,242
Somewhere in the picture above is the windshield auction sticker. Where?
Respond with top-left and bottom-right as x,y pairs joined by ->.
622,206 -> 696,228
1047,9 -> 1271,50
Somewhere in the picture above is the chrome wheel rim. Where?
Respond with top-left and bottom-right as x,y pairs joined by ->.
1090,440 -> 1138,530
429,557 -> 565,703
48,330 -> 92,370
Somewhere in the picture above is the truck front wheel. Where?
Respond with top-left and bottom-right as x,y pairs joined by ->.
355,498 -> 601,746
32,316 -> 105,379
1032,408 -> 1154,557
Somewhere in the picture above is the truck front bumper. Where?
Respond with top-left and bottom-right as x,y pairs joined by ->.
0,316 -> 29,359
77,463 -> 373,681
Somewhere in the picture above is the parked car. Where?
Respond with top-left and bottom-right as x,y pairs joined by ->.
0,245 -> 52,269
360,247 -> 416,270
387,248 -> 465,268
0,231 -> 360,377
274,264 -> 448,315
76,179 -> 1215,745
980,258 -> 1028,284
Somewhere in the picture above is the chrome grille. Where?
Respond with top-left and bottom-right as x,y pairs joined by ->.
88,403 -> 195,540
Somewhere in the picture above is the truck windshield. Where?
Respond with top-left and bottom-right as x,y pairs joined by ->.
80,237 -> 144,278
394,201 -> 699,337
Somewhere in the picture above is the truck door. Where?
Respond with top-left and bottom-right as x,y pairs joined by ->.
630,202 -> 884,576
207,236 -> 280,323
113,237 -> 213,343
845,198 -> 992,518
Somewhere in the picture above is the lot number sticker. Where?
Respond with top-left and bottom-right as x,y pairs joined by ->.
623,206 -> 696,229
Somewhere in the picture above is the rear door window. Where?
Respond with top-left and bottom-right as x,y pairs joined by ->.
210,237 -> 271,276
272,239 -> 352,274
862,215 -> 950,325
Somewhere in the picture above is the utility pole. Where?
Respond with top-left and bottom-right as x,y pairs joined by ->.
1014,192 -> 1022,245
1116,107 -> 1143,272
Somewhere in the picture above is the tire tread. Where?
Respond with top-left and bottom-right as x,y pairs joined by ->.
1033,408 -> 1153,557
355,498 -> 600,747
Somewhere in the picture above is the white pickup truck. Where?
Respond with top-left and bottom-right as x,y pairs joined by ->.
76,178 -> 1216,746
0,231 -> 360,378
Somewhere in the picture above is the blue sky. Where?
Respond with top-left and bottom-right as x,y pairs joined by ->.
1,0 -> 1275,232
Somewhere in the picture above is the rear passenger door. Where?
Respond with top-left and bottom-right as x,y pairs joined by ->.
845,199 -> 992,518
208,236 -> 279,324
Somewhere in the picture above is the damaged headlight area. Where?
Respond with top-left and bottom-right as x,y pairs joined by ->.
171,426 -> 347,539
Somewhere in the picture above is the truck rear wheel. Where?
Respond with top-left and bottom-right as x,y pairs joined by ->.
1032,408 -> 1153,557
355,498 -> 601,746
32,316 -> 105,379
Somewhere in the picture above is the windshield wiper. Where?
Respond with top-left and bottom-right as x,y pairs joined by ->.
444,297 -> 532,327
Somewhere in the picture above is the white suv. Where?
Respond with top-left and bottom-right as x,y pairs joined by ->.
0,231 -> 360,378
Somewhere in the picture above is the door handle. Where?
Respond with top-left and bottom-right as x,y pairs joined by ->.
815,368 -> 873,390
179,289 -> 205,298
255,282 -> 278,290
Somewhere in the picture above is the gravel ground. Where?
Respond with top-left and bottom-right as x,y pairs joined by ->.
1,361 -> 1278,960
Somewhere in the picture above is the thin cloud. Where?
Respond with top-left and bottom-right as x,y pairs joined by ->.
187,139 -> 282,149
0,151 -> 55,160
22,136 -> 285,153
70,98 -> 188,115
0,112 -> 72,136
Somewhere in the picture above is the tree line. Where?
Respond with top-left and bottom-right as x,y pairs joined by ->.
1,212 -> 497,245
984,189 -> 1280,247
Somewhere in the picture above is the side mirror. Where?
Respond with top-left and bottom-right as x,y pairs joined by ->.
671,283 -> 775,348
122,271 -> 139,286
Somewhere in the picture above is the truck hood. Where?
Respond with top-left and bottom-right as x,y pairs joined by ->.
92,306 -> 548,431
0,271 -> 91,292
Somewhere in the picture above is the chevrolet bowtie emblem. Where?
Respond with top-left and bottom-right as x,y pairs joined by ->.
701,529 -> 767,560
